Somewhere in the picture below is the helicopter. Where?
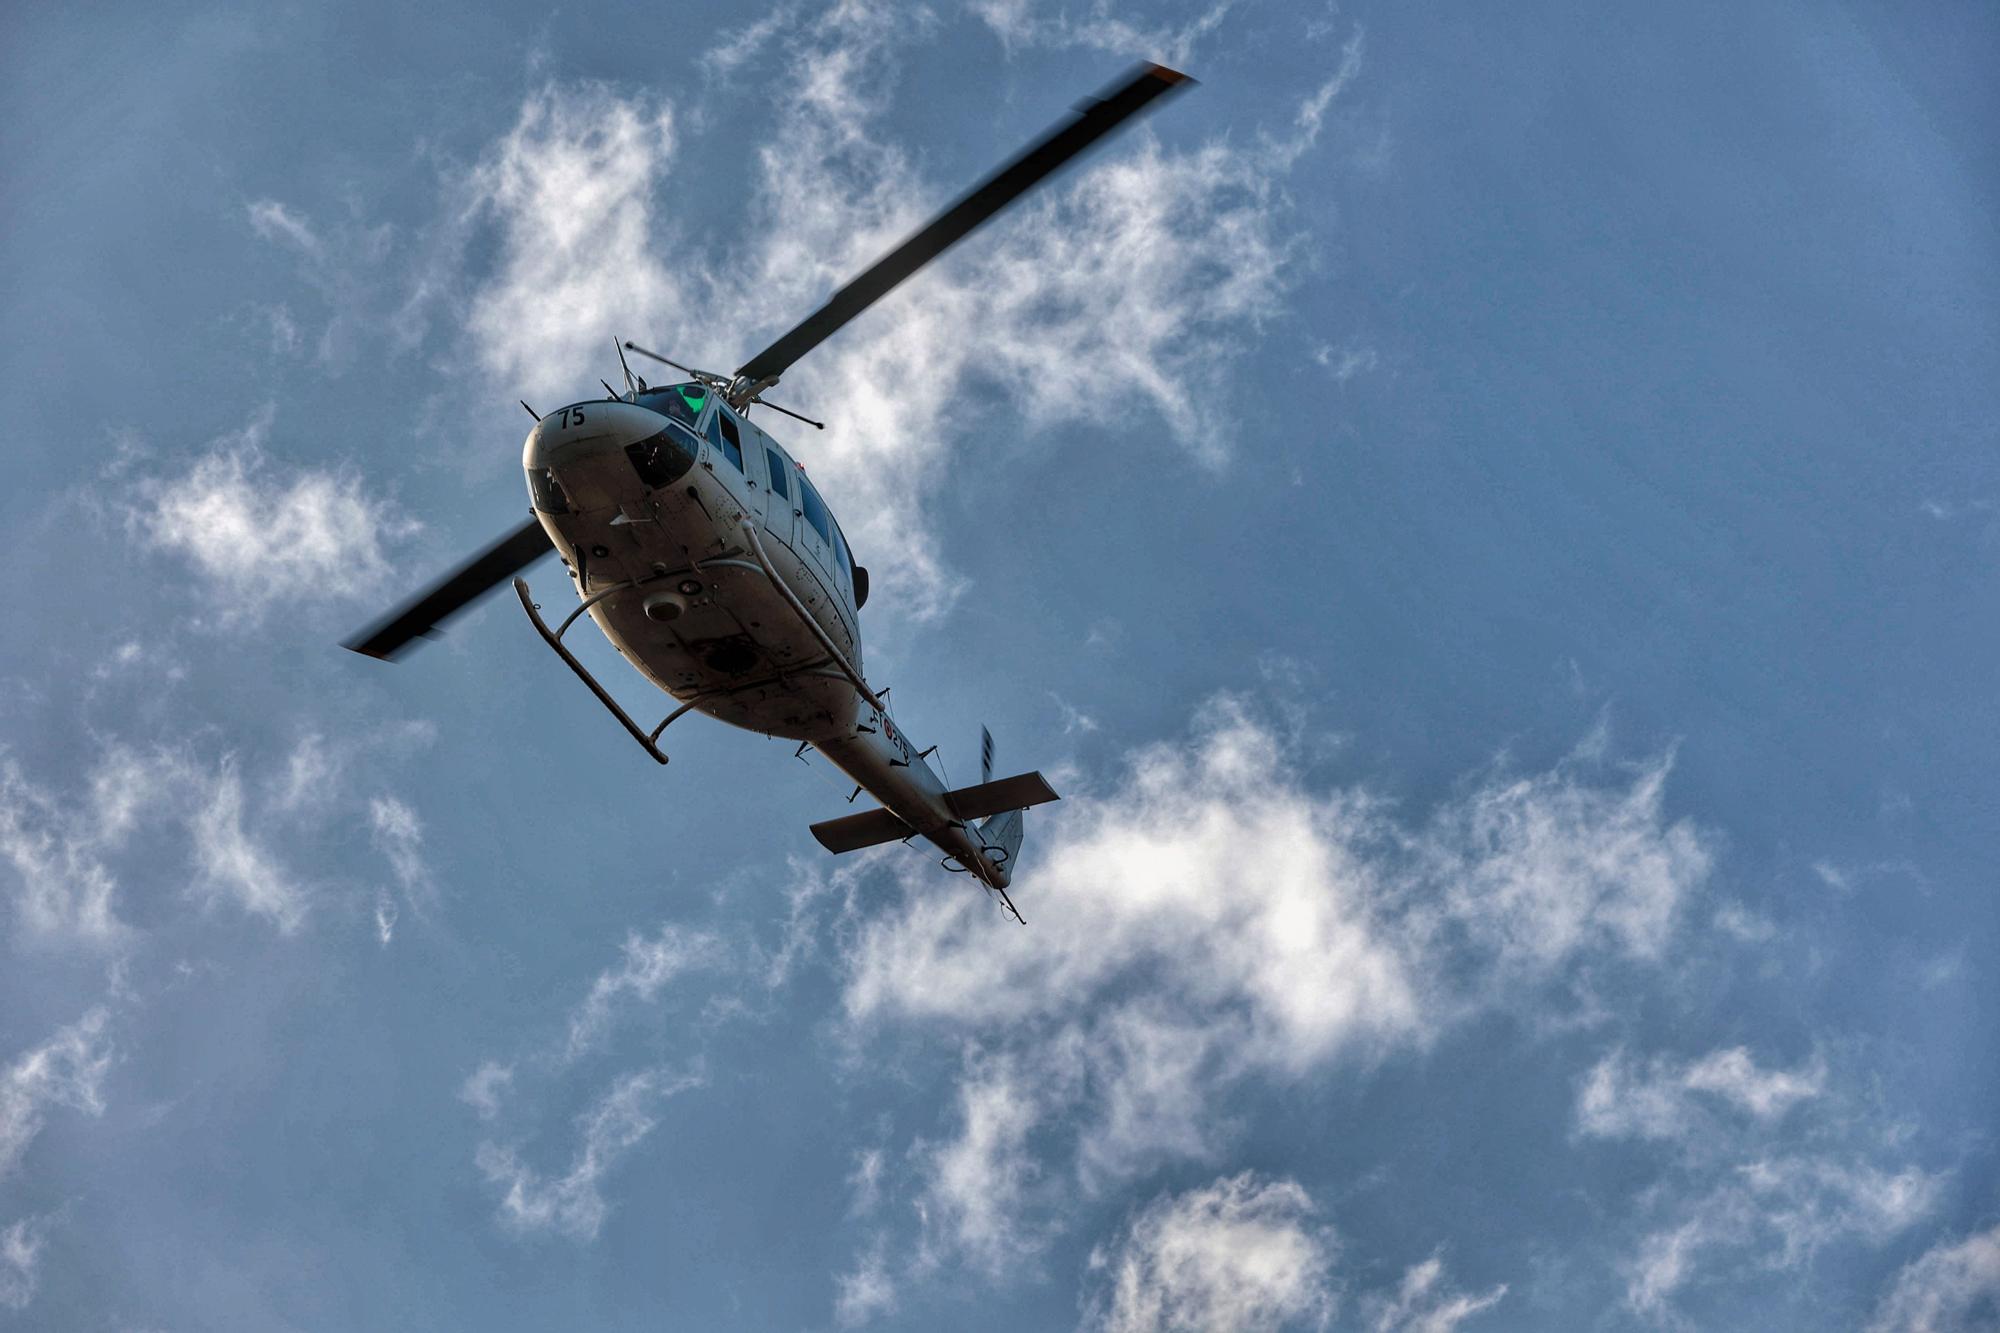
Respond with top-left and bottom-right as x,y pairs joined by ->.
344,63 -> 1194,923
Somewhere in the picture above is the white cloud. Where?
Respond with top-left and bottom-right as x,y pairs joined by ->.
1575,1045 -> 1824,1142
3,733 -> 429,946
368,795 -> 431,944
475,1066 -> 702,1240
0,1008 -> 112,1181
917,1051 -> 1052,1273
1084,1173 -> 1335,1333
1362,1254 -> 1507,1333
1741,1156 -> 1942,1264
129,413 -> 418,620
1286,26 -> 1367,153
248,199 -> 323,256
1712,899 -> 1777,942
848,1146 -> 886,1217
1050,692 -> 1101,735
837,695 -> 1710,1271
1414,754 -> 1712,986
1867,1223 -> 2000,1333
245,199 -> 398,365
0,1217 -> 46,1312
463,83 -> 680,405
844,697 -> 1422,1051
1623,1157 -> 1941,1316
969,0 -> 1236,67
704,3 -> 796,78
458,3 -> 1327,617
1625,1218 -> 1704,1318
833,1234 -> 899,1327
189,764 -> 308,933
0,756 -> 138,945
563,924 -> 724,1060
459,1062 -> 513,1121
1313,340 -> 1378,383
1579,1035 -> 1941,1318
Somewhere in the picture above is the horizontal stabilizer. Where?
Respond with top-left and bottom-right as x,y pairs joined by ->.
945,771 -> 1061,823
811,806 -> 914,855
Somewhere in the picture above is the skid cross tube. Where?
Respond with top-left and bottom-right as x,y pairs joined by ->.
514,579 -> 670,765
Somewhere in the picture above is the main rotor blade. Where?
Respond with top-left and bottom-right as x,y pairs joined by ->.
732,62 -> 1193,391
343,516 -> 554,661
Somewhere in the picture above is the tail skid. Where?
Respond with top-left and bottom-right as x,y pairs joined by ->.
974,806 -> 1028,924
804,722 -> 1057,926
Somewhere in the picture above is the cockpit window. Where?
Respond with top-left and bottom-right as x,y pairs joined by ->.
707,408 -> 744,471
636,382 -> 712,430
528,467 -> 569,514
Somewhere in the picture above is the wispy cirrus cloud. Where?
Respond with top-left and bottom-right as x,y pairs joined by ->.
0,1217 -> 47,1313
247,199 -> 324,257
464,919 -> 728,1240
367,795 -> 431,945
1867,1222 -> 2000,1333
0,757 -> 134,946
2,731 -> 431,945
127,410 -> 419,623
1573,1043 -> 1941,1317
243,198 -> 397,366
0,1008 -> 112,1181
1360,1253 -> 1507,1333
474,1066 -> 703,1241
1083,1173 -> 1336,1333
459,1061 -> 514,1122
833,1234 -> 899,1327
461,85 -> 681,404
969,0 -> 1237,67
1575,1045 -> 1825,1143
562,923 -> 724,1061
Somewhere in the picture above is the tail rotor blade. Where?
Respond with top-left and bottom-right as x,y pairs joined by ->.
731,62 -> 1194,395
343,516 -> 554,661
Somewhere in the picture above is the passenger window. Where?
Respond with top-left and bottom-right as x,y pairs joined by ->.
800,479 -> 832,544
830,520 -> 851,586
764,449 -> 790,500
707,410 -> 744,471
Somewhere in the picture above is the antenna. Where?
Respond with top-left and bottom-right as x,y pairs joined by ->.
613,337 -> 637,395
748,395 -> 826,431
623,341 -> 730,390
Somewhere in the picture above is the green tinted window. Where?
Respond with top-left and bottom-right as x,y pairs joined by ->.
637,383 -> 709,430
765,449 -> 789,500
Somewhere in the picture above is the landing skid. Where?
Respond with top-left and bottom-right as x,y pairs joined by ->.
515,579 -> 672,764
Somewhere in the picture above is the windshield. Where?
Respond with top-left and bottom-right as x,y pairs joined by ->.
635,382 -> 713,430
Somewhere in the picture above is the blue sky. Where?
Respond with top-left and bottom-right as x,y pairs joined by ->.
3,1 -> 1997,1328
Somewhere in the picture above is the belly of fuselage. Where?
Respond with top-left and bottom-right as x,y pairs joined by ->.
523,402 -> 862,742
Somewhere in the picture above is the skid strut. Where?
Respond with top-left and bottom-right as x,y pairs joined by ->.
514,578 -> 670,765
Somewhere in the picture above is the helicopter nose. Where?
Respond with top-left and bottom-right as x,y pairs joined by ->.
522,400 -> 671,471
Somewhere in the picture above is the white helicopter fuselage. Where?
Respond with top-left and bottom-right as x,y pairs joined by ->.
521,387 -> 1004,886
